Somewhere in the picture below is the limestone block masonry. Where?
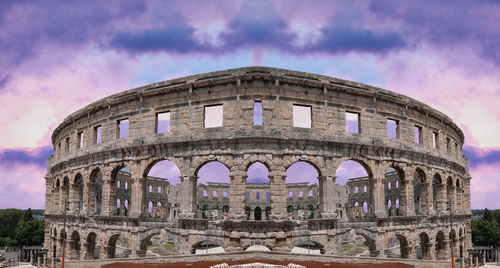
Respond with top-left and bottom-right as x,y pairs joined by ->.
44,67 -> 472,263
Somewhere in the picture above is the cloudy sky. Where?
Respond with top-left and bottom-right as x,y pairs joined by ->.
0,0 -> 499,210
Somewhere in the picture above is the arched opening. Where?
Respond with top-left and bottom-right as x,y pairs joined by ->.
291,241 -> 324,255
62,177 -> 70,209
246,162 -> 270,220
86,232 -> 98,259
145,160 -> 180,219
433,174 -> 443,212
449,229 -> 457,259
196,161 -> 230,220
413,169 -> 427,215
385,167 -> 402,217
59,230 -> 67,258
88,169 -> 103,215
73,174 -> 83,211
335,160 -> 371,220
286,161 -> 319,220
386,234 -> 410,259
106,234 -> 130,258
69,231 -> 81,260
456,179 -> 462,213
339,233 -> 376,257
254,206 -> 262,221
112,166 -> 132,216
140,232 -> 177,257
436,231 -> 447,260
192,241 -> 225,255
417,232 -> 431,260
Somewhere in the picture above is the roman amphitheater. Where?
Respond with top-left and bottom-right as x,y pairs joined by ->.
44,67 -> 472,267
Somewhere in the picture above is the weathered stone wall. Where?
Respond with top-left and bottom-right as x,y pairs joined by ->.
44,67 -> 471,264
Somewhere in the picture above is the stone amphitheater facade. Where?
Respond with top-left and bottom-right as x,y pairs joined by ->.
44,67 -> 472,263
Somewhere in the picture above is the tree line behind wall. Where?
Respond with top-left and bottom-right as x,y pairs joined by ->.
471,208 -> 500,247
0,208 -> 44,247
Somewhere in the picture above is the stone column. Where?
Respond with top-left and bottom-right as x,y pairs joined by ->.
45,177 -> 53,214
376,232 -> 387,258
179,175 -> 196,218
69,182 -> 79,214
400,168 -> 415,216
319,175 -> 335,218
436,184 -> 447,213
269,166 -> 287,220
229,167 -> 246,220
82,180 -> 90,215
448,185 -> 457,212
427,242 -> 435,260
464,176 -> 471,213
101,168 -> 115,216
369,176 -> 385,218
130,178 -> 146,218
421,182 -> 431,215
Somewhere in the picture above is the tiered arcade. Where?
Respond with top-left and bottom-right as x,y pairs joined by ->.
44,67 -> 472,262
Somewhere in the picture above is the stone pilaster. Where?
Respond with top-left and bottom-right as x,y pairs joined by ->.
319,175 -> 335,218
229,167 -> 245,220
130,178 -> 146,217
101,168 -> 115,216
420,182 -> 431,215
179,175 -> 196,218
269,167 -> 287,220
400,168 -> 415,216
436,184 -> 447,213
369,177 -> 385,218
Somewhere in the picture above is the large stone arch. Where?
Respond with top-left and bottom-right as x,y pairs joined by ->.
283,155 -> 326,177
332,156 -> 374,178
191,155 -> 233,177
142,157 -> 183,179
69,230 -> 81,260
242,154 -> 274,172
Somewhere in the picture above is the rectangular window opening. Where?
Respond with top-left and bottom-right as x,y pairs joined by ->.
223,191 -> 228,198
94,125 -> 102,144
414,125 -> 422,144
256,192 -> 260,199
245,192 -> 250,199
346,112 -> 360,134
203,190 -> 207,197
288,191 -> 293,198
387,119 -> 399,139
266,192 -> 270,199
118,119 -> 129,139
254,101 -> 262,125
299,191 -> 303,197
156,111 -> 171,133
213,191 -> 217,197
77,132 -> 83,149
308,190 -> 313,197
204,104 -> 223,128
433,132 -> 439,148
293,104 -> 311,128
446,137 -> 451,153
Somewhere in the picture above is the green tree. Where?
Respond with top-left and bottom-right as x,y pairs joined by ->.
472,219 -> 500,247
483,208 -> 494,222
0,209 -> 23,238
13,218 -> 45,246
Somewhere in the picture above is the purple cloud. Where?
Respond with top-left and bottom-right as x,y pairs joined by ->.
0,1 -> 147,68
0,146 -> 53,168
463,146 -> 500,168
368,0 -> 500,66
